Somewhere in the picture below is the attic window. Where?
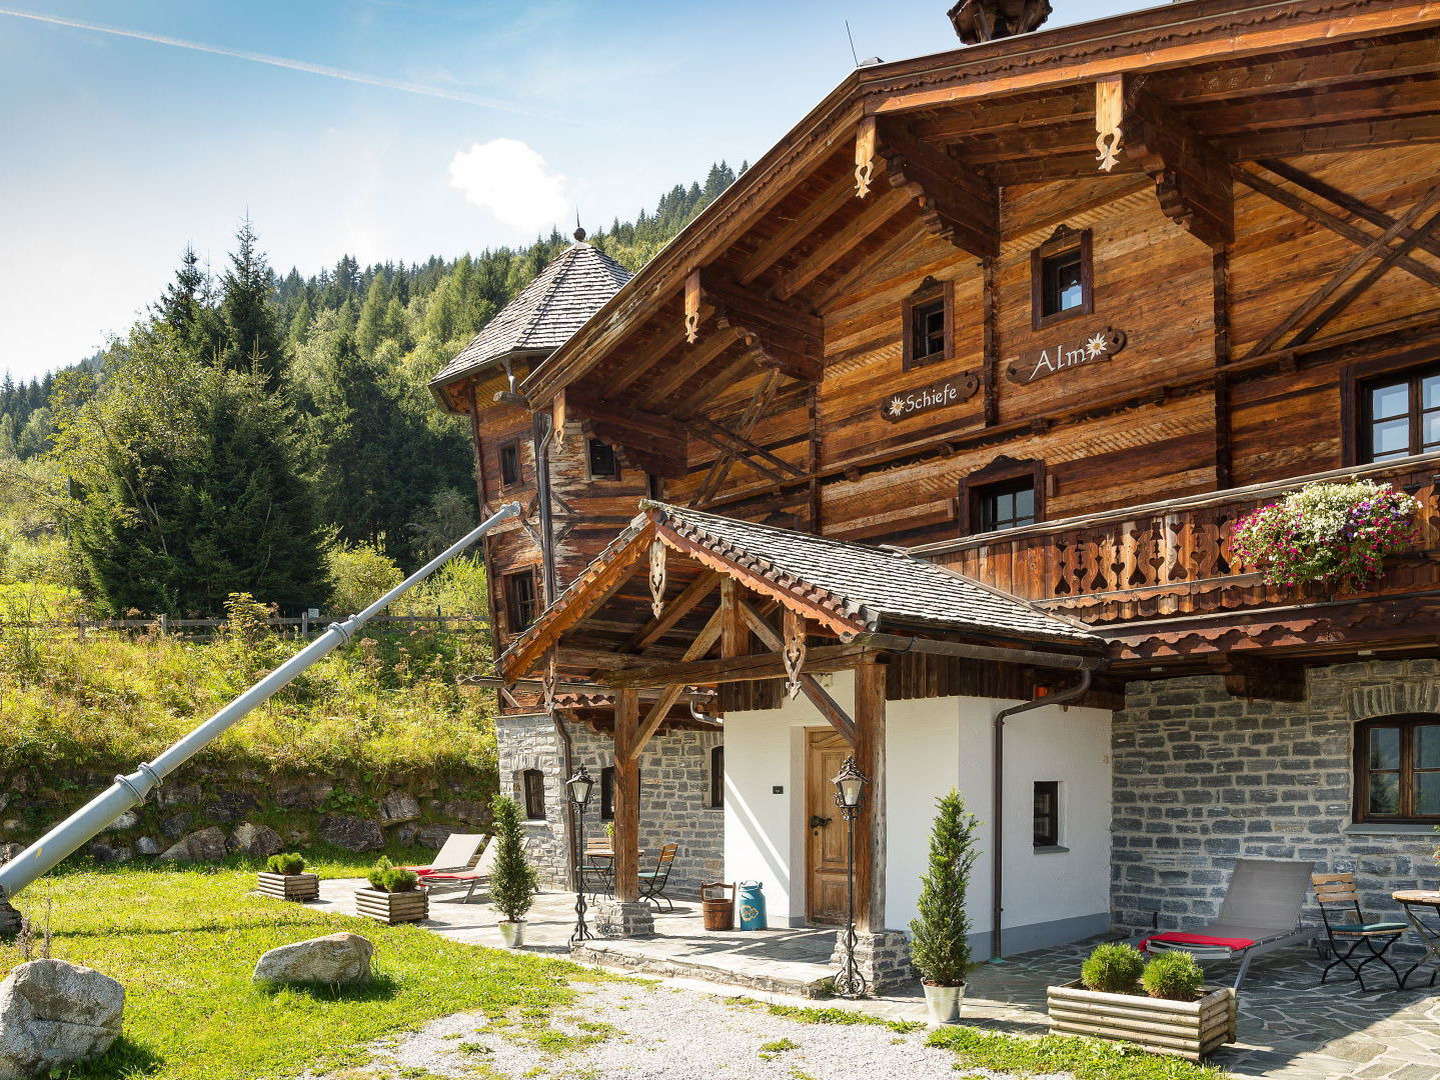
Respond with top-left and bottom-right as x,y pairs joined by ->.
903,278 -> 952,370
588,438 -> 620,479
1031,228 -> 1093,330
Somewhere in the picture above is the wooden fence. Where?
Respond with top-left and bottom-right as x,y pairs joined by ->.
0,613 -> 491,638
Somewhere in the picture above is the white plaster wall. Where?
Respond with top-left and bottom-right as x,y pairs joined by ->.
724,679 -> 1112,946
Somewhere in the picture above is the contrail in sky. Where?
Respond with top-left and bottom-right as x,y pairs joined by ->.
0,5 -> 538,116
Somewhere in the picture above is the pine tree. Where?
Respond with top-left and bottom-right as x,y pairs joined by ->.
489,794 -> 538,923
217,219 -> 286,386
909,790 -> 979,987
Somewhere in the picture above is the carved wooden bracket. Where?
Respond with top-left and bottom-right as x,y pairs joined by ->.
782,608 -> 806,700
855,116 -> 878,198
1111,77 -> 1234,249
648,538 -> 667,618
686,268 -> 823,384
1094,75 -> 1124,172
877,119 -> 999,258
684,271 -> 702,344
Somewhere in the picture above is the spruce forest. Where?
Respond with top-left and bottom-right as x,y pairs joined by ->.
0,162 -> 741,619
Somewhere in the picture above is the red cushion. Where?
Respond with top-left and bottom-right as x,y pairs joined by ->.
1138,931 -> 1257,953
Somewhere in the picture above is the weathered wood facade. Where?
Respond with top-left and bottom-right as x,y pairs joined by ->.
434,0 -> 1440,971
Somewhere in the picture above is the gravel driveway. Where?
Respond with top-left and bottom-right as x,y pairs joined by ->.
328,978 -> 998,1080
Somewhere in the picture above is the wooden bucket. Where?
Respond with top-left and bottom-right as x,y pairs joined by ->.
700,882 -> 735,930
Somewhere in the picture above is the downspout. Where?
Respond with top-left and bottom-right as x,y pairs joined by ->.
989,664 -> 1103,962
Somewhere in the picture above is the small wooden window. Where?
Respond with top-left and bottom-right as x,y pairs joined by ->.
599,764 -> 639,821
709,746 -> 724,809
1031,227 -> 1093,330
1034,781 -> 1060,847
902,277 -> 952,369
502,570 -> 536,632
498,439 -> 522,487
1360,365 -> 1440,463
588,438 -> 620,479
1354,716 -> 1440,823
521,769 -> 546,820
958,456 -> 1046,536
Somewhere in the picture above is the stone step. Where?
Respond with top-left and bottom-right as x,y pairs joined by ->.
572,940 -> 833,997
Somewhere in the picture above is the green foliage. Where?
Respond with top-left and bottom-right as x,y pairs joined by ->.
758,1038 -> 799,1059
489,794 -> 538,922
265,852 -> 306,875
327,541 -> 404,616
1141,951 -> 1205,1001
927,1026 -> 1225,1080
1080,943 -> 1146,994
367,856 -> 420,893
909,790 -> 979,986
0,864 -> 603,1080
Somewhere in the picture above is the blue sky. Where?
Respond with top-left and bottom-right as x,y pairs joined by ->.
0,0 -> 1133,382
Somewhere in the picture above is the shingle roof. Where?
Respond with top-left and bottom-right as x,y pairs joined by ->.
647,502 -> 1098,644
430,241 -> 633,390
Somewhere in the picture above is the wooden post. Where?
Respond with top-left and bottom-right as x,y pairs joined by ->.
613,688 -> 641,904
853,658 -> 887,932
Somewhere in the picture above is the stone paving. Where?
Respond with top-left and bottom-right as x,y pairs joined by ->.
313,882 -> 1440,1078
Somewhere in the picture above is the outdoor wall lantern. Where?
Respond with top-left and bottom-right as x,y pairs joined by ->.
566,764 -> 595,946
831,755 -> 869,998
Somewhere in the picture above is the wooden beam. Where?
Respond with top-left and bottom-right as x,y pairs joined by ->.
629,608 -> 728,757
693,416 -> 806,478
1119,78 -> 1234,248
738,600 -> 858,742
1224,115 -> 1440,159
1191,76 -> 1440,137
776,184 -> 919,300
612,688 -> 641,903
1244,182 -> 1440,357
602,642 -> 876,689
1234,166 -> 1440,288
691,269 -> 823,382
1208,654 -> 1306,702
720,577 -> 747,659
694,370 -> 782,504
739,169 -> 869,285
876,119 -> 1000,258
853,658 -> 887,933
639,323 -> 745,405
626,571 -> 720,652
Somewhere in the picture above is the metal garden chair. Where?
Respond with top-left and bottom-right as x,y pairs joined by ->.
638,843 -> 679,911
1312,872 -> 1407,991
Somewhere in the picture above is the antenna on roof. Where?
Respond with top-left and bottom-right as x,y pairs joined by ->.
844,19 -> 860,66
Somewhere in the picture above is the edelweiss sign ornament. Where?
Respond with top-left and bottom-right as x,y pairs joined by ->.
880,370 -> 979,422
1006,327 -> 1128,385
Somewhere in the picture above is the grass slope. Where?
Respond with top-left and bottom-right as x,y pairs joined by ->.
1,862 -> 597,1080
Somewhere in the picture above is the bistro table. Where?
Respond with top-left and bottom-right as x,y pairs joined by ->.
1391,891 -> 1440,989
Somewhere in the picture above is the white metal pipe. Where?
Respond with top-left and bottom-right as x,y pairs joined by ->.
0,502 -> 519,903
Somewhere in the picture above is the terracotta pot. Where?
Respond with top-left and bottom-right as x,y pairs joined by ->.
923,981 -> 965,1025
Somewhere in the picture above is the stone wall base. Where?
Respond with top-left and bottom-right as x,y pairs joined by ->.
829,928 -> 914,993
595,899 -> 655,938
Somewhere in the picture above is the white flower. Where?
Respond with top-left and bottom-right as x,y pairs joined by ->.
888,397 -> 906,416
1085,333 -> 1109,358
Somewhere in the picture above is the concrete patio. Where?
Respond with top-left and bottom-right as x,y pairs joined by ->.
311,882 -> 1440,1079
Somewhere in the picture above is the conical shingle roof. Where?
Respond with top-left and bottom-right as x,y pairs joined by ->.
430,240 -> 633,392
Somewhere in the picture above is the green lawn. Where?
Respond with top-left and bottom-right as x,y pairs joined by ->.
0,858 -> 598,1080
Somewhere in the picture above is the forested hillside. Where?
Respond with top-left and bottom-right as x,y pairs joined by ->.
0,162 -> 740,618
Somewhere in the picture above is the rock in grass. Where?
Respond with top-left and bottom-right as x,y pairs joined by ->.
229,822 -> 285,858
0,959 -> 125,1080
158,826 -> 228,863
253,933 -> 374,986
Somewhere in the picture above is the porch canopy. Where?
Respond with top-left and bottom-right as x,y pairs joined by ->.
500,500 -> 1104,930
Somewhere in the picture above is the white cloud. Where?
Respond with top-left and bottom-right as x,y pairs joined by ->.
447,139 -> 569,234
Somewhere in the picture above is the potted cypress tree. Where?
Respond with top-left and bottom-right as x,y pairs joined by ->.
490,793 -> 538,947
909,790 -> 979,1024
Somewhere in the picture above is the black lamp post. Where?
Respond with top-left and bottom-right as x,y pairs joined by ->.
566,765 -> 595,945
832,755 -> 869,999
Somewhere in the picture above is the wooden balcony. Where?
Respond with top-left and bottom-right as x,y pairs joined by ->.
922,454 -> 1440,627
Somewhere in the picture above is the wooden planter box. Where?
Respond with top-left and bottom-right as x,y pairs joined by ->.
257,872 -> 319,902
1047,980 -> 1237,1061
354,887 -> 428,925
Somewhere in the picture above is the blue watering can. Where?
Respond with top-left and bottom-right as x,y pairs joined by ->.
737,880 -> 767,931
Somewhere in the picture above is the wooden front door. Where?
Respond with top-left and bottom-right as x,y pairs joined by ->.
806,728 -> 850,925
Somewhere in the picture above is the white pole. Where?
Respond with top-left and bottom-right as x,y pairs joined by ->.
0,502 -> 519,905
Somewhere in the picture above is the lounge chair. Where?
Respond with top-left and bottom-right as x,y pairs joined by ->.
402,833 -> 489,877
1140,858 -> 1314,989
422,842 -> 499,903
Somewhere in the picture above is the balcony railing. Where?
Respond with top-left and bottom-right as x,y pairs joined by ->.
920,454 -> 1440,625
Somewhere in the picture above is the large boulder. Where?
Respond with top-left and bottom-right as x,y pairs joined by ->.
0,959 -> 124,1080
378,792 -> 420,825
273,779 -> 333,810
441,799 -> 489,826
318,815 -> 383,853
229,822 -> 284,858
158,826 -> 228,863
253,933 -> 373,986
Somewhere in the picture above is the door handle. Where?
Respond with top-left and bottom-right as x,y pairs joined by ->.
809,815 -> 832,829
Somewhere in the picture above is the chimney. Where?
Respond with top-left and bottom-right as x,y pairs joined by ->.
948,0 -> 1053,44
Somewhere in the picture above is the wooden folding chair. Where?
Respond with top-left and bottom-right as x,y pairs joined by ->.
1313,871 -> 1408,991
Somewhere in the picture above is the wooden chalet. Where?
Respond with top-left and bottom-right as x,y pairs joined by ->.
433,0 -> 1440,987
